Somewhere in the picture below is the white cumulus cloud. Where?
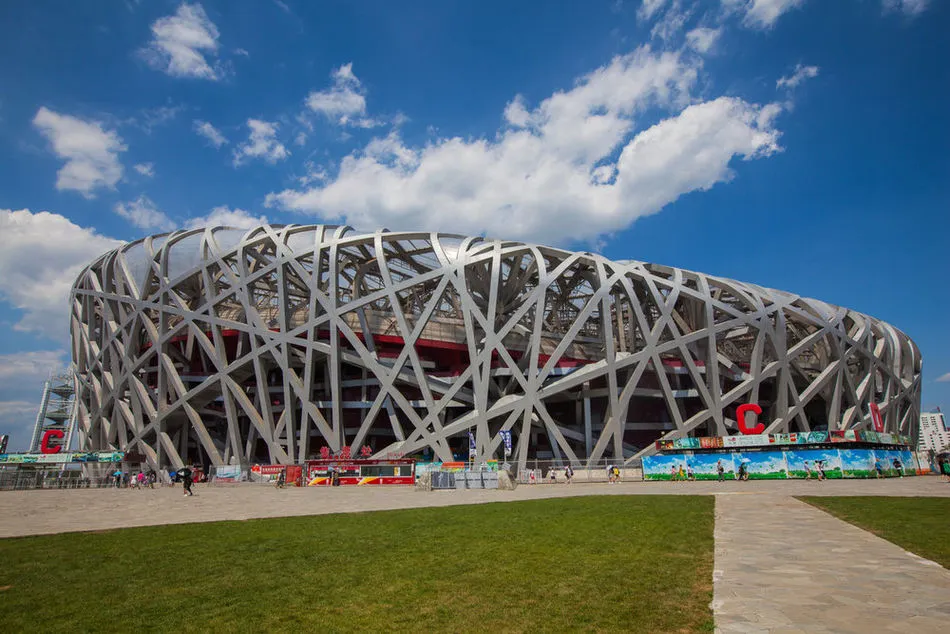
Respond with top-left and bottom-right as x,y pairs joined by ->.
185,206 -> 268,229
776,63 -> 819,89
0,351 -> 68,384
267,46 -> 782,245
724,0 -> 805,29
134,162 -> 155,177
305,63 -> 374,126
686,26 -> 721,54
114,195 -> 176,231
194,120 -> 228,147
936,372 -> 950,383
141,3 -> 222,80
32,107 -> 126,198
650,1 -> 692,42
0,209 -> 122,340
233,119 -> 289,165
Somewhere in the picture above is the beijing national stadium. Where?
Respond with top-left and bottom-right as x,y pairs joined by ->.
67,225 -> 921,471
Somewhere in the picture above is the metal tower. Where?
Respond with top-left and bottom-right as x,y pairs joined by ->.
28,371 -> 78,453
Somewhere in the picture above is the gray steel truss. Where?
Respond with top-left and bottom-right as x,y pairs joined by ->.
69,225 -> 921,471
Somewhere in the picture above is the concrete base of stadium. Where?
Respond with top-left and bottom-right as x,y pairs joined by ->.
2,478 -> 948,632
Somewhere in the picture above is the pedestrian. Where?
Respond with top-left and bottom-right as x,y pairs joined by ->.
816,460 -> 826,481
180,466 -> 194,496
564,464 -> 574,484
677,465 -> 686,481
717,460 -> 725,482
804,460 -> 813,480
686,463 -> 695,482
549,468 -> 557,484
737,462 -> 748,481
611,465 -> 620,483
892,458 -> 904,478
670,465 -> 678,482
276,468 -> 286,489
874,458 -> 884,478
941,459 -> 950,482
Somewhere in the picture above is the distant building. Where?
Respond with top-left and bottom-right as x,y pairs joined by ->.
918,411 -> 950,454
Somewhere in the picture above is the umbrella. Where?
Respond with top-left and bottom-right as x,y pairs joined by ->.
113,470 -> 122,476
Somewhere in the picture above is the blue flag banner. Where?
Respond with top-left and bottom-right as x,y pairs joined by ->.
500,430 -> 512,454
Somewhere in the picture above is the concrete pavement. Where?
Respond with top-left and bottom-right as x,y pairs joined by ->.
714,493 -> 950,633
1,476 -> 947,539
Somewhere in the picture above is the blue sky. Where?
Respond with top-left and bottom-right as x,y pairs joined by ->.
0,0 -> 947,450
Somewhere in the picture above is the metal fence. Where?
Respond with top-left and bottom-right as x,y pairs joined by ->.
511,459 -> 643,484
0,466 -> 127,491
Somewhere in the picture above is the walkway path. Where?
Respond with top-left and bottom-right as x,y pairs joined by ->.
714,493 -> 950,633
1,476 -> 947,538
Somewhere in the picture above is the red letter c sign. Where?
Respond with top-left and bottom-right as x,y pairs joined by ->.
40,429 -> 65,454
736,403 -> 764,435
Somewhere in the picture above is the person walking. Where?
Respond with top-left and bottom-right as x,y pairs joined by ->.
875,458 -> 884,478
717,460 -> 725,482
815,460 -> 826,481
180,466 -> 194,497
686,463 -> 695,482
941,459 -> 950,482
564,464 -> 574,484
276,468 -> 286,489
804,460 -> 813,480
893,458 -> 904,478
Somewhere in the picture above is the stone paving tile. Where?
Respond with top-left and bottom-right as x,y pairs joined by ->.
1,476 -> 947,538
714,493 -> 950,634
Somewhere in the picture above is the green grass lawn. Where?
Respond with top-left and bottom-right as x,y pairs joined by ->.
0,496 -> 714,633
800,496 -> 950,568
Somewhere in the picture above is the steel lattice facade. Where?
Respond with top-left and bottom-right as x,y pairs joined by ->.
69,225 -> 921,471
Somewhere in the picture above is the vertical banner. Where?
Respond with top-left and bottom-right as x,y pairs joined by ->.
500,430 -> 512,458
468,430 -> 476,460
869,403 -> 884,433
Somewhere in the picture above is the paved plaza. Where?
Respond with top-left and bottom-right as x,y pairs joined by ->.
2,477 -> 948,632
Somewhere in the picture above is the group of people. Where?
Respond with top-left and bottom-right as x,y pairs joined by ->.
606,465 -> 621,483
108,467 -> 198,496
874,458 -> 904,478
669,463 -> 695,481
544,464 -> 576,484
112,470 -> 157,489
803,460 -> 828,481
